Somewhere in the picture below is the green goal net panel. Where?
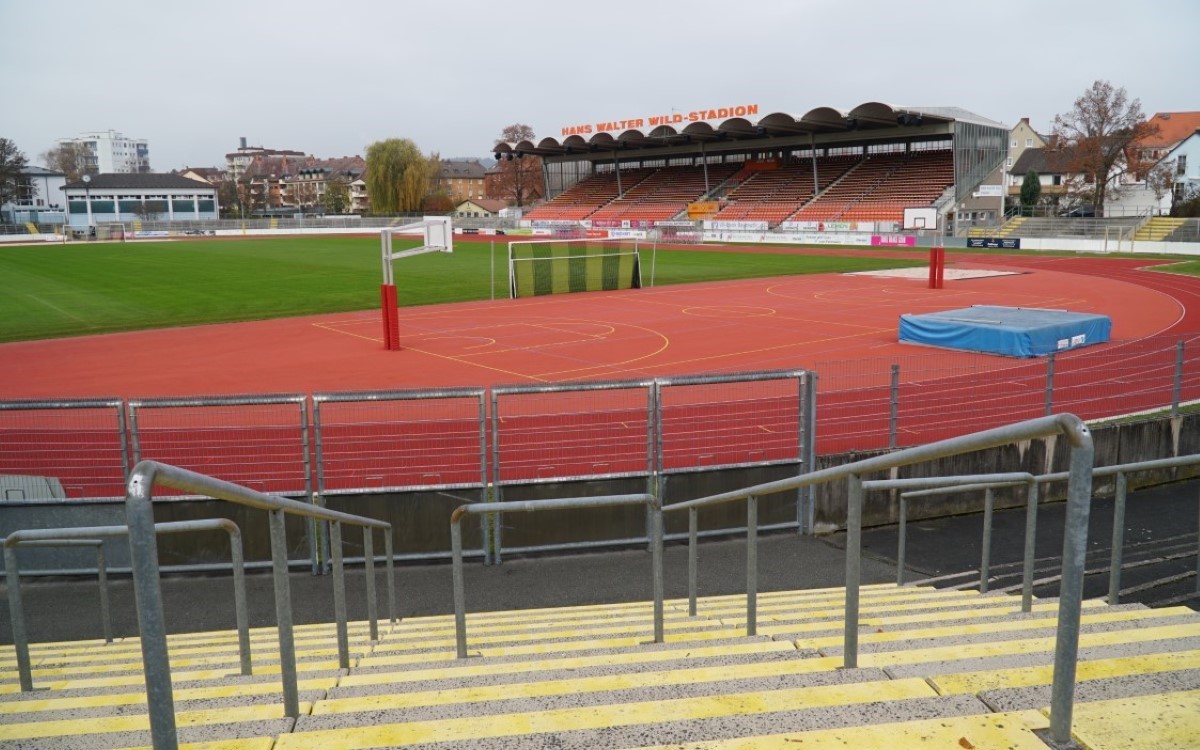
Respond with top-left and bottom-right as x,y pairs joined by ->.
508,239 -> 642,299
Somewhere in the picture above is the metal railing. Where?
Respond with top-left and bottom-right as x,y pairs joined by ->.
450,493 -> 663,658
663,413 -> 1094,747
4,518 -> 248,692
900,453 -> 1200,609
122,460 -> 395,750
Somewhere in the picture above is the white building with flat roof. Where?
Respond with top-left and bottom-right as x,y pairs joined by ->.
58,129 -> 150,173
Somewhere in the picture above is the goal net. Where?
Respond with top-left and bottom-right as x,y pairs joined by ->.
508,238 -> 641,299
96,223 -> 128,242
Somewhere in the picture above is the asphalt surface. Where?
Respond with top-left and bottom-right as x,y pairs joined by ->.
4,477 -> 1196,646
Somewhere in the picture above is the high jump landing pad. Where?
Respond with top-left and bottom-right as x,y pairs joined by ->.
899,305 -> 1113,358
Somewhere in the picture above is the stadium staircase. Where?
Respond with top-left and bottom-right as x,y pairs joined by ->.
1133,217 -> 1185,242
1005,216 -> 1143,240
4,584 -> 1200,749
967,216 -> 1025,238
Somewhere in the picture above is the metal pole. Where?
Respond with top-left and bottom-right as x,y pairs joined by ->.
1045,352 -> 1055,417
97,545 -> 112,644
1022,480 -> 1039,613
688,507 -> 698,617
889,364 -> 900,449
746,495 -> 758,637
331,522 -> 349,670
363,527 -> 378,642
4,547 -> 32,692
981,487 -> 994,593
490,389 -> 502,565
897,495 -> 907,586
228,527 -> 251,675
1108,472 -> 1128,605
1196,482 -> 1200,593
651,507 -> 664,643
300,398 -> 320,575
268,509 -> 300,719
1048,431 -> 1095,746
844,473 -> 863,668
1173,340 -> 1184,417
451,519 -> 468,658
385,532 -> 397,625
125,466 -> 179,750
801,371 -> 819,534
490,240 -> 495,301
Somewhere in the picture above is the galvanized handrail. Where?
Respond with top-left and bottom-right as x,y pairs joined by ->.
663,413 -> 1093,747
450,493 -> 663,659
3,518 -> 248,693
899,477 -> 1040,608
123,460 -> 395,750
864,473 -> 1034,596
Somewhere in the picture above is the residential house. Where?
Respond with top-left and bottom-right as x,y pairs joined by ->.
436,159 -> 487,202
57,130 -> 150,174
1,166 -> 67,224
455,198 -> 508,218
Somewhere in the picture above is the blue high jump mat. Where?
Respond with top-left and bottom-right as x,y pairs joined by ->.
899,305 -> 1111,358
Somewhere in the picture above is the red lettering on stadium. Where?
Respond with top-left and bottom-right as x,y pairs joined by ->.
562,105 -> 759,137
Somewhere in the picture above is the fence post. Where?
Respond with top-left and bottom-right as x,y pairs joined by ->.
96,545 -> 113,644
688,507 -> 698,617
1173,340 -> 1185,417
1108,472 -> 1128,604
4,547 -> 33,692
451,518 -> 468,658
651,506 -> 664,643
889,364 -> 900,449
844,473 -> 863,669
1044,353 -> 1055,416
746,495 -> 758,637
330,522 -> 350,670
363,528 -> 378,642
1022,480 -> 1039,613
981,488 -> 994,593
897,495 -> 907,586
800,371 -> 818,534
268,509 -> 300,719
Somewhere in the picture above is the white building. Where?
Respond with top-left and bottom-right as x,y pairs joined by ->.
61,173 -> 218,228
1164,129 -> 1200,203
58,130 -> 150,173
0,166 -> 67,224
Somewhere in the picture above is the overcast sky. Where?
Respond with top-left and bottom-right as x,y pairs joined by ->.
2,0 -> 1197,171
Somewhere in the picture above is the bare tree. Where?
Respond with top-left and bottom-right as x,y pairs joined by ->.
492,124 -> 544,207
323,177 -> 351,214
1145,159 -> 1176,206
41,142 -> 92,182
1052,80 -> 1158,217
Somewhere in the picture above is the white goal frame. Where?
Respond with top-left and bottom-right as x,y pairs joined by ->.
380,216 -> 453,284
506,237 -> 641,299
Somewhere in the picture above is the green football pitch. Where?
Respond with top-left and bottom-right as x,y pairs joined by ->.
0,236 -> 924,343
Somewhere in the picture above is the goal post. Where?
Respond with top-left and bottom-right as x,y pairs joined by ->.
96,222 -> 128,242
380,217 -> 453,350
507,238 -> 642,299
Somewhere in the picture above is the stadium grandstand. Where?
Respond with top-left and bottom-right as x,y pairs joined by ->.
499,102 -> 1006,230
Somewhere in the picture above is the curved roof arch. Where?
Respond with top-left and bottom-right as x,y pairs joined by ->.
495,101 -> 993,156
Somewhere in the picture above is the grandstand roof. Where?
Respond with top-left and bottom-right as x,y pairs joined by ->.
495,101 -> 1002,158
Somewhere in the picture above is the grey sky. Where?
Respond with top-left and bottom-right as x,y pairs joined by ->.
2,0 -> 1197,172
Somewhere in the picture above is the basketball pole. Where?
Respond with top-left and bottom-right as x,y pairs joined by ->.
380,218 -> 453,351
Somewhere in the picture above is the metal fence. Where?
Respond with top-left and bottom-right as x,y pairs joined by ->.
0,399 -> 129,500
815,334 -> 1200,454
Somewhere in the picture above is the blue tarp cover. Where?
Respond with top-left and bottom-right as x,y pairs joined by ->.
899,305 -> 1112,358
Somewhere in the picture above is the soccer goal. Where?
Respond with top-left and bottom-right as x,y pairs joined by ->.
380,217 -> 453,350
508,237 -> 642,299
96,223 -> 128,242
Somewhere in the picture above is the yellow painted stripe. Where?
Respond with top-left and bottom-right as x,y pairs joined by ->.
342,640 -> 796,687
1065,689 -> 1200,750
858,623 -> 1200,668
630,710 -> 1051,749
317,655 -> 847,715
689,585 -> 974,607
116,740 -> 276,750
27,637 -> 370,665
30,649 -> 343,677
754,599 -> 1100,635
932,650 -> 1200,695
362,628 -> 748,667
698,592 -> 1002,620
0,678 -> 334,715
374,619 -> 718,653
275,679 -> 935,749
797,607 -> 1196,649
389,610 -> 697,639
0,702 -> 311,741
27,657 -> 342,680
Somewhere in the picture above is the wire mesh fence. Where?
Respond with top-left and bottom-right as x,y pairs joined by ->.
313,389 -> 486,494
128,395 -> 311,497
0,400 -> 128,500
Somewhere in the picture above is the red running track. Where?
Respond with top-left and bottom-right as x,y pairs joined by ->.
1,249 -> 1197,495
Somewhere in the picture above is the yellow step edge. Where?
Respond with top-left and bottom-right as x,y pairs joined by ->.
1057,688 -> 1200,750
26,657 -> 342,680
728,597 -> 1096,632
342,640 -> 796,688
116,739 -> 276,750
629,709 -> 1051,749
274,679 -> 935,749
0,677 -> 335,715
388,611 -> 698,640
932,649 -> 1200,695
0,701 -> 312,741
22,637 -> 373,666
315,655 -> 847,715
857,622 -> 1200,669
683,584 -> 966,608
796,606 -> 1196,650
375,617 -> 718,653
690,589 -> 993,618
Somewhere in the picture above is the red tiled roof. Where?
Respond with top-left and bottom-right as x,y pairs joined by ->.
1140,112 -> 1200,149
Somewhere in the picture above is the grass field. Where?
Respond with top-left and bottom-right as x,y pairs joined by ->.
0,236 -> 924,343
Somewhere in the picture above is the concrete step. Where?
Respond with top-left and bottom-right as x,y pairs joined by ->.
1066,688 -> 1200,750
